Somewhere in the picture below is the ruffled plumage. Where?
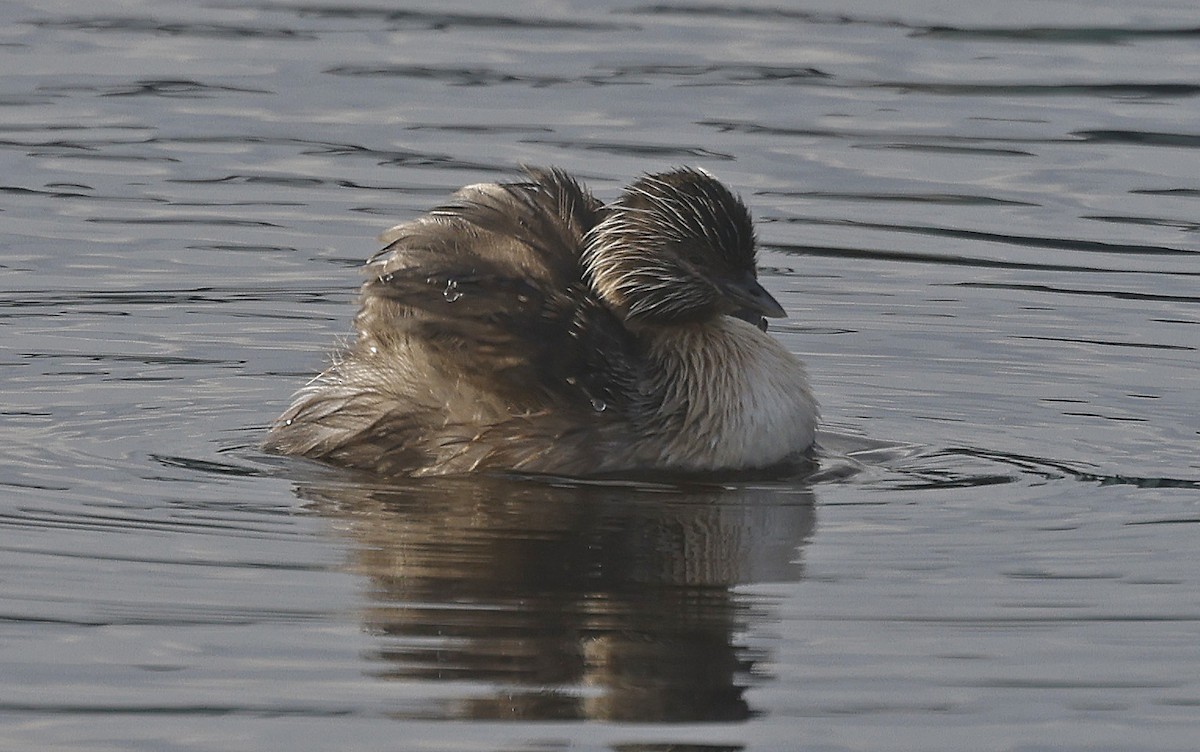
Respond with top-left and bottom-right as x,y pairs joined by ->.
264,167 -> 816,476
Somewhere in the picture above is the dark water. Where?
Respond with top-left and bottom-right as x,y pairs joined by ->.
2,0 -> 1198,749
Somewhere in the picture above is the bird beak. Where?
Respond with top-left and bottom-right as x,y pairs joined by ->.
724,274 -> 787,319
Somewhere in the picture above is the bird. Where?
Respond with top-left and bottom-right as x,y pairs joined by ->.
262,166 -> 817,477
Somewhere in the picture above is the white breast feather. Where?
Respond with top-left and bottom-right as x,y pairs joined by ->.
650,318 -> 818,470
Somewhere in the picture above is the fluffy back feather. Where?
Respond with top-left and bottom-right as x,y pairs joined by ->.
264,168 -> 649,474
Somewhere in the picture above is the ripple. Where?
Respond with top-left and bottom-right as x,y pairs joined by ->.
0,184 -> 92,199
853,142 -> 1035,156
1073,129 -> 1200,148
1083,214 -> 1200,232
86,215 -> 283,228
0,542 -> 322,573
956,281 -> 1200,305
1,137 -> 181,163
325,65 -> 570,88
606,63 -> 831,85
0,701 -> 363,718
108,80 -> 275,98
0,502 -> 302,540
924,448 -> 1200,489
1014,334 -> 1195,353
627,4 -> 911,29
761,190 -> 1038,207
167,173 -> 452,195
814,436 -> 1200,492
871,82 -> 1200,99
1,287 -> 340,310
521,138 -> 734,160
700,118 -> 1076,147
1132,188 -> 1200,198
916,25 -> 1200,43
774,218 -> 1200,259
258,3 -> 630,31
291,141 -> 506,171
122,135 -> 511,173
404,123 -> 555,135
769,242 -> 1128,274
150,453 -> 267,478
30,15 -> 312,40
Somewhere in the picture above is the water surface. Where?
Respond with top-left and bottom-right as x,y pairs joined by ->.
2,0 -> 1198,750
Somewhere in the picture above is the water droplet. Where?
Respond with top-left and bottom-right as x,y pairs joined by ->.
443,279 -> 462,302
590,397 -> 607,413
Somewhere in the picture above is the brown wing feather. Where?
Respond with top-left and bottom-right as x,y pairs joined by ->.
357,167 -> 642,412
265,168 -> 647,475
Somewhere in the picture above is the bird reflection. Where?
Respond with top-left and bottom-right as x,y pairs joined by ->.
295,471 -> 816,722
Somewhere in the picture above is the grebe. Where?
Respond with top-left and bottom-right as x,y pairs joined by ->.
264,167 -> 817,476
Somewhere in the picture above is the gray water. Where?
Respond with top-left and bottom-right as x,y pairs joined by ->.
2,0 -> 1198,749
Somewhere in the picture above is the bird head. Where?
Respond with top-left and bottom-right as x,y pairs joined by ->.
582,167 -> 785,329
